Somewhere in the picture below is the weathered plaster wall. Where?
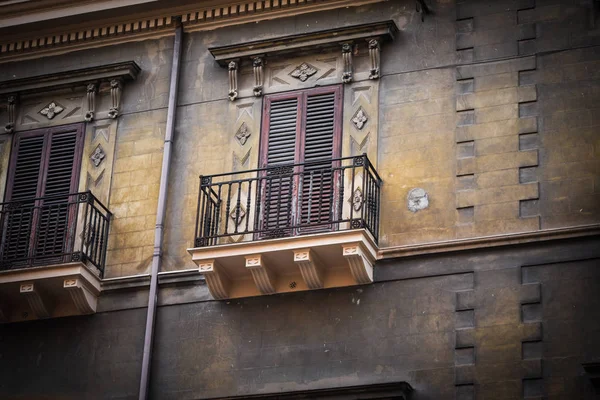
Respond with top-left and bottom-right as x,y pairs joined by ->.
0,237 -> 598,399
1,0 -> 599,276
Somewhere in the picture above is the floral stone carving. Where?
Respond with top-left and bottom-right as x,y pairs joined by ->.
290,63 -> 318,82
352,108 -> 368,130
39,102 -> 64,120
350,187 -> 363,212
90,145 -> 106,167
230,204 -> 246,226
235,123 -> 251,145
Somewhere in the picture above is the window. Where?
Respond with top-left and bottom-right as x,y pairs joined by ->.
259,85 -> 343,237
2,123 -> 84,266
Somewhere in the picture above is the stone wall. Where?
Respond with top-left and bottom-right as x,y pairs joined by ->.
0,237 -> 598,399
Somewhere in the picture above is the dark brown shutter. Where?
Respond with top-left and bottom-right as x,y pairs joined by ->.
35,130 -> 79,260
1,135 -> 45,264
2,125 -> 82,266
299,92 -> 336,229
262,97 -> 299,235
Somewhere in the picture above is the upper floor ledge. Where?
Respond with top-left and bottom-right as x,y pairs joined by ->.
0,0 -> 390,63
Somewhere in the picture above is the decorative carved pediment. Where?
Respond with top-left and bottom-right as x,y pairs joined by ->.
0,61 -> 140,127
208,20 -> 398,100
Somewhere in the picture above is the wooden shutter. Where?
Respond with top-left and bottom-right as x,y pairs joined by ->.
1,135 -> 45,264
2,124 -> 83,265
35,129 -> 81,260
259,86 -> 341,236
299,91 -> 337,231
261,96 -> 300,235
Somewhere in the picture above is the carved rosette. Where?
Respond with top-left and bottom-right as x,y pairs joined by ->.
235,122 -> 251,146
108,79 -> 122,119
368,39 -> 381,80
90,145 -> 106,167
228,61 -> 239,101
252,57 -> 264,97
290,62 -> 318,82
352,108 -> 368,130
4,95 -> 17,133
85,83 -> 97,122
341,43 -> 353,84
39,101 -> 64,120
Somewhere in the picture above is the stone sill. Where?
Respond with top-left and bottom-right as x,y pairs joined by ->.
0,262 -> 101,323
188,229 -> 378,300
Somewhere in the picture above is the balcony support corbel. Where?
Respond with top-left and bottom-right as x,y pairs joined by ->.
293,249 -> 324,289
20,282 -> 52,318
245,254 -> 276,294
198,259 -> 231,300
342,244 -> 374,284
64,278 -> 97,314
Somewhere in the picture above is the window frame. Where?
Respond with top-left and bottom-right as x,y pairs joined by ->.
2,123 -> 85,266
5,123 -> 85,202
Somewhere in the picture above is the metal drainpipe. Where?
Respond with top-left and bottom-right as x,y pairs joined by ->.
138,17 -> 183,400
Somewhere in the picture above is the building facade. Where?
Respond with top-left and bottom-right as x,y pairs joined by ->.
0,0 -> 599,398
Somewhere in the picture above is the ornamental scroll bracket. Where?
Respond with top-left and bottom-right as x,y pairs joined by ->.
252,56 -> 264,97
108,79 -> 122,119
342,43 -> 353,84
4,94 -> 17,133
228,60 -> 239,102
368,39 -> 381,80
85,83 -> 98,122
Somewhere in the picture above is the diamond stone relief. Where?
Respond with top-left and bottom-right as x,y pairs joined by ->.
352,108 -> 368,130
230,204 -> 246,225
39,102 -> 64,120
90,145 -> 106,167
290,63 -> 318,82
235,123 -> 251,146
350,187 -> 363,212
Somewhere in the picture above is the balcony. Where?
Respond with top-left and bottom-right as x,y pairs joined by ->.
188,155 -> 381,299
0,191 -> 111,322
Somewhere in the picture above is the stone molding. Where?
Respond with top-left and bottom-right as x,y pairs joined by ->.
379,224 -> 600,259
208,20 -> 398,67
0,0 -> 388,63
0,61 -> 140,96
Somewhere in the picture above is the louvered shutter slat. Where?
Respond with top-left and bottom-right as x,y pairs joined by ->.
262,97 -> 299,234
300,92 -> 336,227
35,131 -> 78,260
1,136 -> 44,265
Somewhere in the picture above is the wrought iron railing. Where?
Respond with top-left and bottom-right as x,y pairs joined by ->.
195,154 -> 382,247
0,191 -> 111,276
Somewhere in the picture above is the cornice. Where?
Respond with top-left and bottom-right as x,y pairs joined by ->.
209,20 -> 398,66
0,60 -> 140,95
0,0 -> 387,64
378,224 -> 600,259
